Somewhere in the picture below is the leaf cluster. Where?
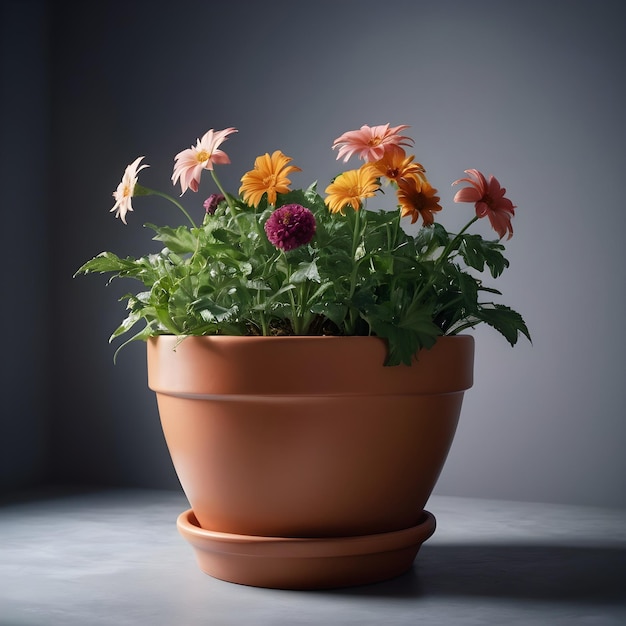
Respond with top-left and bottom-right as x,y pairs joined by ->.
76,185 -> 530,365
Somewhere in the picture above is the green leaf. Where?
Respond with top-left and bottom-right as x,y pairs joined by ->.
147,224 -> 199,254
398,306 -> 442,336
192,298 -> 239,323
109,310 -> 143,340
111,323 -> 156,364
366,316 -> 439,366
310,301 -> 347,327
290,261 -> 320,283
414,223 -> 450,256
459,234 -> 509,278
74,252 -> 138,276
474,304 -> 532,346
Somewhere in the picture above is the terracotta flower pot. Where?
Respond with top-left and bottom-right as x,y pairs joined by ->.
147,334 -> 474,589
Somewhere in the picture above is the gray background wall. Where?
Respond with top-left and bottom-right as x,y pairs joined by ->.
2,0 -> 625,508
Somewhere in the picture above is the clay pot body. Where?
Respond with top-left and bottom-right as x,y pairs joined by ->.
147,334 -> 474,588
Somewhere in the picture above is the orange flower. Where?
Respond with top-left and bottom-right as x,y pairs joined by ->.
397,177 -> 442,226
239,151 -> 301,207
324,165 -> 380,214
368,145 -> 426,186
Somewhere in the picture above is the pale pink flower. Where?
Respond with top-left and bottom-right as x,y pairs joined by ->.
172,127 -> 237,195
332,123 -> 413,163
110,156 -> 149,224
452,169 -> 516,240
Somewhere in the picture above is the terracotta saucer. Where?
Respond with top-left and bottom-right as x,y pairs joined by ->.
176,509 -> 436,590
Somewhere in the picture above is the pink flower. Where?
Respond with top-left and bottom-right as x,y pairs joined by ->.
172,127 -> 237,195
264,204 -> 316,251
452,169 -> 516,240
110,156 -> 149,224
332,124 -> 413,163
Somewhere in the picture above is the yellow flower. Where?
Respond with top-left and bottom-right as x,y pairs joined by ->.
239,150 -> 301,207
324,165 -> 380,214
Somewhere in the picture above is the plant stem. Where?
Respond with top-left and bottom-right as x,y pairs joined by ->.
287,285 -> 302,334
412,215 -> 481,305
211,170 -> 248,233
258,300 -> 269,336
345,207 -> 364,334
284,258 -> 302,335
134,185 -> 197,228
210,170 -> 236,213
351,206 -> 363,261
436,215 -> 480,268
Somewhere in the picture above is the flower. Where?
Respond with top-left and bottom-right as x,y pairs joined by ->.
203,194 -> 225,215
397,177 -> 442,226
110,156 -> 149,224
264,204 -> 316,251
78,123 -> 529,366
452,169 -> 516,240
367,145 -> 426,186
332,124 -> 413,162
240,151 -> 301,207
172,127 -> 237,195
324,165 -> 380,214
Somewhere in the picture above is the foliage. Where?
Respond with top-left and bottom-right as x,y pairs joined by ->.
76,125 -> 530,365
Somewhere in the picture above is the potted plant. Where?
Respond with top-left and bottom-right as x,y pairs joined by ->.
76,123 -> 529,589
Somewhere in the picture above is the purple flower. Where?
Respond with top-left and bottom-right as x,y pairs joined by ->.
264,204 -> 316,251
203,193 -> 225,214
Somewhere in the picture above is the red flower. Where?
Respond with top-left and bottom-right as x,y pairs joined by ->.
203,194 -> 225,214
452,169 -> 515,240
264,204 -> 316,251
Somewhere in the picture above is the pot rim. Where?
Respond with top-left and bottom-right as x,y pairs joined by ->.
147,333 -> 474,397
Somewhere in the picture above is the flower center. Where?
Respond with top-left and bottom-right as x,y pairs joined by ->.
368,136 -> 382,147
483,194 -> 495,210
263,174 -> 278,187
196,150 -> 211,163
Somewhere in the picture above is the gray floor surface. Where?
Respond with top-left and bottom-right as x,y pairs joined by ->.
1,488 -> 625,625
